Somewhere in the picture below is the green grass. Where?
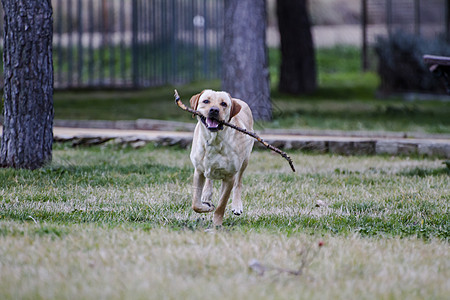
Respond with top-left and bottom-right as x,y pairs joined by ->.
1,46 -> 449,298
53,81 -> 220,122
0,145 -> 449,299
1,144 -> 448,238
52,46 -> 450,134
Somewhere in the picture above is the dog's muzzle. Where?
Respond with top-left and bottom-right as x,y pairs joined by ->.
201,107 -> 224,132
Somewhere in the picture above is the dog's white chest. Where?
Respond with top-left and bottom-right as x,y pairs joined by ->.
191,131 -> 241,180
202,144 -> 238,179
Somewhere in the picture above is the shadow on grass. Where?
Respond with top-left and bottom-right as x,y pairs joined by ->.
0,163 -> 192,189
398,166 -> 450,177
1,204 -> 448,240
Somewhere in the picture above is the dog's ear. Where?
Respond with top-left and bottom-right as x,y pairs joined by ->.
229,99 -> 242,120
189,91 -> 204,110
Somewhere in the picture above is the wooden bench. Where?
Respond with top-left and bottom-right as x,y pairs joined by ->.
423,54 -> 450,94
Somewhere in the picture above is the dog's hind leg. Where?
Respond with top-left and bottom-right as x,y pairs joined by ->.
213,178 -> 234,226
231,159 -> 248,216
192,169 -> 215,213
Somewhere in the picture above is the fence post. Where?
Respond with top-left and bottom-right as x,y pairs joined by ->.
203,0 -> 208,78
447,0 -> 450,42
87,0 -> 94,86
67,0 -> 74,87
386,0 -> 392,38
119,0 -> 126,84
361,0 -> 368,71
172,0 -> 177,83
56,0 -> 63,88
77,0 -> 83,86
131,0 -> 139,87
414,0 -> 420,36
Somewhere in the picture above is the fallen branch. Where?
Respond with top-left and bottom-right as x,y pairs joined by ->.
248,241 -> 324,277
174,89 -> 296,172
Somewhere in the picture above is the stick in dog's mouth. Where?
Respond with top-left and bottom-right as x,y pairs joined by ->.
174,89 -> 296,172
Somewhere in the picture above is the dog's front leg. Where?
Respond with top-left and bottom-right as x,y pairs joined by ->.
201,178 -> 214,208
192,169 -> 215,213
213,178 -> 234,226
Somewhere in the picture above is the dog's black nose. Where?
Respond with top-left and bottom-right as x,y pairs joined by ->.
209,107 -> 220,117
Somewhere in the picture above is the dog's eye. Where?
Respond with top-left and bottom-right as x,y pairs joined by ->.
203,99 -> 210,104
220,102 -> 227,107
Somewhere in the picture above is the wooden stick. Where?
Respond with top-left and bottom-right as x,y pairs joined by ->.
174,89 -> 296,172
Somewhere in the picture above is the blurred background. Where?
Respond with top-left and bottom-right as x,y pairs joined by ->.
0,0 -> 449,133
0,0 -> 447,90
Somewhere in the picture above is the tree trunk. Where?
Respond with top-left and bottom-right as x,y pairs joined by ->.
222,0 -> 271,121
0,0 -> 54,170
277,0 -> 317,94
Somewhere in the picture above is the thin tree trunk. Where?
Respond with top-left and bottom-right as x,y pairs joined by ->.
1,0 -> 54,169
277,0 -> 317,94
222,0 -> 271,121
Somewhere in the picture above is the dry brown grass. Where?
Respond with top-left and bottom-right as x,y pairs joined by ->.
0,222 -> 448,300
0,146 -> 448,299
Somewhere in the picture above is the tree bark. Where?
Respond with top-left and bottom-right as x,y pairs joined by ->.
1,0 -> 54,169
222,0 -> 272,121
277,0 -> 317,94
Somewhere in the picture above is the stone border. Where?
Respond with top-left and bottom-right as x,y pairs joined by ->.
54,119 -> 450,140
254,137 -> 450,158
50,127 -> 450,158
1,119 -> 449,158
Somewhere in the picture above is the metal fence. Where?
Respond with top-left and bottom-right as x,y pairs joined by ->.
362,0 -> 449,69
0,0 -> 224,89
1,1 -> 448,88
364,0 -> 448,40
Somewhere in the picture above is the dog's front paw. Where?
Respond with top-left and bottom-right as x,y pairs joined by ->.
192,201 -> 215,213
232,208 -> 243,216
231,203 -> 243,216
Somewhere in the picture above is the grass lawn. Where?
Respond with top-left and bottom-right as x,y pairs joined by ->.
1,144 -> 449,299
1,46 -> 449,299
52,46 -> 450,134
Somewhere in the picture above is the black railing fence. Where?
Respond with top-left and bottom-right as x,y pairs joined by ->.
0,0 -> 224,89
362,0 -> 449,70
0,1 -> 448,89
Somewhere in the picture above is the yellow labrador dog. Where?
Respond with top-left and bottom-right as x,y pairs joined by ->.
189,89 -> 254,225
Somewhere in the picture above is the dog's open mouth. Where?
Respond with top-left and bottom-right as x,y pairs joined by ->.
201,116 -> 224,132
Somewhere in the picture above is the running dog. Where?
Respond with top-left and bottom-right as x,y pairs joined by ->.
189,89 -> 254,225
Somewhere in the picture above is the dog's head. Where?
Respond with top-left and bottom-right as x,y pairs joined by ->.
190,89 -> 241,132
